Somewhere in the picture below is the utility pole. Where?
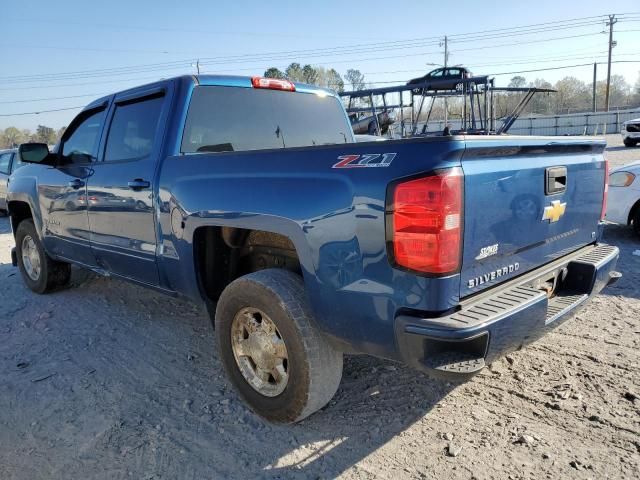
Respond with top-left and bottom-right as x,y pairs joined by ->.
592,62 -> 597,112
605,14 -> 617,112
192,59 -> 201,75
442,35 -> 449,126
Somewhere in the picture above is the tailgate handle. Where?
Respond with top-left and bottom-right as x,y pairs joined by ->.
546,166 -> 567,195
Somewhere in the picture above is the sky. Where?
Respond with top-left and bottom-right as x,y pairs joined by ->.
1,0 -> 639,130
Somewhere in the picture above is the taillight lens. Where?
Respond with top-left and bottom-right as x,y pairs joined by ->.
389,168 -> 463,274
601,159 -> 609,221
251,77 -> 295,91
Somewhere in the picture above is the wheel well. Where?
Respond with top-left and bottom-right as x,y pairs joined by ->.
629,199 -> 640,225
193,226 -> 301,301
7,201 -> 33,235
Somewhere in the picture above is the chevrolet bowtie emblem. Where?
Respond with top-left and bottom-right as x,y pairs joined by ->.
542,200 -> 567,223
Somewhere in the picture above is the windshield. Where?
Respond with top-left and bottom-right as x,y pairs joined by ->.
181,86 -> 353,153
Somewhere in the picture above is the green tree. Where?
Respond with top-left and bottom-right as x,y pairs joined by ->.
57,126 -> 67,142
301,65 -> 318,84
35,125 -> 56,145
1,127 -> 25,148
508,76 -> 527,88
528,78 -> 554,115
596,74 -> 631,109
553,76 -> 590,113
264,67 -> 286,79
345,69 -> 365,91
325,68 -> 344,92
285,63 -> 304,82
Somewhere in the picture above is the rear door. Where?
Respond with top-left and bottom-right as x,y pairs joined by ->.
460,137 -> 606,298
86,85 -> 170,286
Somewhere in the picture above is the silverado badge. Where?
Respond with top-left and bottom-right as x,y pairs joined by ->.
542,200 -> 567,223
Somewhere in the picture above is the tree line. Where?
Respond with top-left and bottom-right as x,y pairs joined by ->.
263,62 -> 640,117
1,65 -> 638,148
0,125 -> 65,150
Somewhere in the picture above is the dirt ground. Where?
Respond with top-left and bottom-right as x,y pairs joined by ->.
1,135 -> 639,480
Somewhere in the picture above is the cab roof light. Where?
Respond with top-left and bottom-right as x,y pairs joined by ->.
251,77 -> 295,92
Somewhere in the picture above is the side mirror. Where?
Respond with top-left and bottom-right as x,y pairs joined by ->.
19,143 -> 51,164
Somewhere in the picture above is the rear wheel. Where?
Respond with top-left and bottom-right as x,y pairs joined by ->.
624,138 -> 637,147
633,208 -> 640,238
215,269 -> 343,423
15,219 -> 71,294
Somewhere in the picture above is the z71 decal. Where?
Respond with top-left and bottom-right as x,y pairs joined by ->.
332,153 -> 397,169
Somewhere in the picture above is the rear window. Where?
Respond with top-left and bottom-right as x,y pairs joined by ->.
181,86 -> 353,153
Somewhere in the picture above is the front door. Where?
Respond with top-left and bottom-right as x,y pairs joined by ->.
39,106 -> 107,267
86,88 -> 168,286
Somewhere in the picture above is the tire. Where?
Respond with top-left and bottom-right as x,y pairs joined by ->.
15,219 -> 71,294
624,138 -> 637,147
633,208 -> 640,239
215,269 -> 343,423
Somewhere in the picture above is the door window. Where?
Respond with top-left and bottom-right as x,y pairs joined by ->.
430,69 -> 444,77
61,108 -> 106,164
448,68 -> 461,76
104,95 -> 164,162
0,153 -> 11,174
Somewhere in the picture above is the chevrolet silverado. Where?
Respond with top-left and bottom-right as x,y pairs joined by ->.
6,75 -> 620,423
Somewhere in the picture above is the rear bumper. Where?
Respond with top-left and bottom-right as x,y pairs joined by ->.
394,243 -> 620,380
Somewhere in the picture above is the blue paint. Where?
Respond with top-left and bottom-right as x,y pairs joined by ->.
7,75 -> 616,372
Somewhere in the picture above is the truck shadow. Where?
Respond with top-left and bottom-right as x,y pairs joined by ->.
601,223 -> 640,300
256,359 -> 456,478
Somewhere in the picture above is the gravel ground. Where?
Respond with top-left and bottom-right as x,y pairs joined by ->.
1,134 -> 639,480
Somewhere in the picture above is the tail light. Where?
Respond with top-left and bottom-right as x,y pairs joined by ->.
387,168 -> 463,274
601,159 -> 609,221
251,77 -> 295,92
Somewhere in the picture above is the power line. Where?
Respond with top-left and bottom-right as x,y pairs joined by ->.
0,106 -> 85,117
0,14 -> 623,84
0,92 -> 107,105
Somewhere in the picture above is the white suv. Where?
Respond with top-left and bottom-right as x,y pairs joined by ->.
622,118 -> 640,147
606,161 -> 640,237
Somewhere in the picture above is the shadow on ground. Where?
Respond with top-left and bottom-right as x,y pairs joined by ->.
601,223 -> 640,300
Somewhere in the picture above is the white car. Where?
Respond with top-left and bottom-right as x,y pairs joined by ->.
606,161 -> 640,237
622,118 -> 640,148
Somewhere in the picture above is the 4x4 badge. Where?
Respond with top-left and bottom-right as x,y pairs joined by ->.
542,200 -> 567,223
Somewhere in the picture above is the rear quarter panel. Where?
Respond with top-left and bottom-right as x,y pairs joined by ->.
158,137 -> 464,359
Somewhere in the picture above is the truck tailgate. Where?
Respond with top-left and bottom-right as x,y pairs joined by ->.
460,137 -> 606,298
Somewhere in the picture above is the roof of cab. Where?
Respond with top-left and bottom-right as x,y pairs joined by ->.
82,74 -> 337,112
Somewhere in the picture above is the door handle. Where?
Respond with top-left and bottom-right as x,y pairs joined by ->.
128,179 -> 150,190
68,179 -> 85,189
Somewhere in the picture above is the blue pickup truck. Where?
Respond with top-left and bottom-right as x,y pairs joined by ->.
7,75 -> 620,423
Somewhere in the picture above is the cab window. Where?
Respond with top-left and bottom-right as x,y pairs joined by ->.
61,108 -> 106,164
